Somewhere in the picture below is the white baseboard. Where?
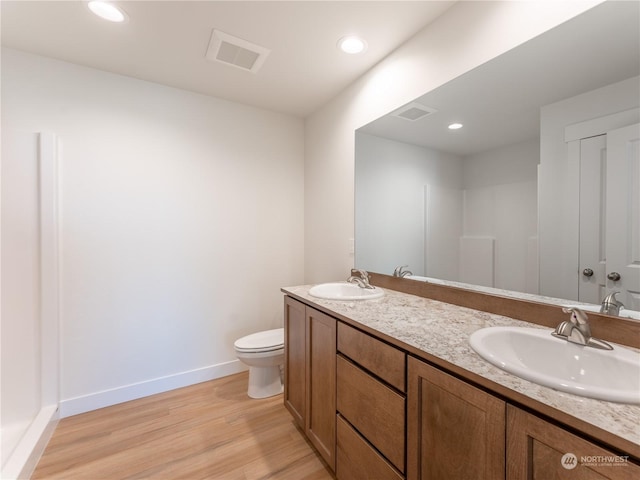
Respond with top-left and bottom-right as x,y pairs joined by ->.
59,360 -> 248,418
1,405 -> 59,480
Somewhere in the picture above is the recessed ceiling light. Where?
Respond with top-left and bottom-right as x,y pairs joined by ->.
448,123 -> 464,130
87,1 -> 128,23
338,36 -> 367,54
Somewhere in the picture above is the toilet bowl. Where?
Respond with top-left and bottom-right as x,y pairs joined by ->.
234,328 -> 284,399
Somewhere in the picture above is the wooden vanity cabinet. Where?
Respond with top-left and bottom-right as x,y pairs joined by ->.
283,296 -> 336,471
336,322 -> 407,478
337,356 -> 405,470
407,356 -> 506,480
285,295 -> 638,479
507,406 -> 640,480
337,414 -> 404,480
337,321 -> 405,391
407,356 -> 639,480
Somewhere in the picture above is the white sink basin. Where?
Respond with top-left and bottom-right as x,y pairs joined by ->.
308,282 -> 384,300
469,326 -> 640,404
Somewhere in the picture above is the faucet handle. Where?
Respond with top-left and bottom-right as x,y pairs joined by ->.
556,307 -> 613,350
355,269 -> 369,281
561,307 -> 589,325
393,265 -> 408,277
559,307 -> 592,345
348,269 -> 374,289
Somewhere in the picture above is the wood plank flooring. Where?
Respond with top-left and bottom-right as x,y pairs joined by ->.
33,372 -> 335,479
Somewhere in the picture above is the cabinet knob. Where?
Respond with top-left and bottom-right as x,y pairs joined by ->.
607,272 -> 621,281
582,268 -> 594,277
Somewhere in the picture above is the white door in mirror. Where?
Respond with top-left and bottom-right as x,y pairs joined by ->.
605,123 -> 640,310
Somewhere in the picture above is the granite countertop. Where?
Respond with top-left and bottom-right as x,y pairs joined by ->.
282,284 -> 640,451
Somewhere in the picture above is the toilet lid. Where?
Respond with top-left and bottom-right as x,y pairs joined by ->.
234,328 -> 284,352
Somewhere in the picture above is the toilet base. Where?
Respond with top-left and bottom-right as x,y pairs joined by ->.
247,365 -> 283,399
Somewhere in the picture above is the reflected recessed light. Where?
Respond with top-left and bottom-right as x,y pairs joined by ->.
88,1 -> 128,23
338,35 -> 367,54
448,123 -> 464,130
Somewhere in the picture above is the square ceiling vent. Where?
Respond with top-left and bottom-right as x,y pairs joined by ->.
206,29 -> 270,74
392,102 -> 438,121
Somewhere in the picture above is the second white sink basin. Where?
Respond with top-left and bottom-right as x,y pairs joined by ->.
469,326 -> 640,404
308,282 -> 384,300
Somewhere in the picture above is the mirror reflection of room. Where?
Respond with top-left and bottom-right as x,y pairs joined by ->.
355,0 -> 640,311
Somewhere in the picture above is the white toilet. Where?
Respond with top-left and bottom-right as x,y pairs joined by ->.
234,328 -> 285,399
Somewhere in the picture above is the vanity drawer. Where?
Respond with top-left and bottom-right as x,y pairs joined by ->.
337,414 -> 404,480
337,321 -> 406,391
337,355 -> 406,472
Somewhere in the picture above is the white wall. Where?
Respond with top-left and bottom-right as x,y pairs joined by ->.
355,132 -> 462,276
1,48 -> 304,416
355,134 -> 538,291
462,139 -> 539,293
462,139 -> 539,189
304,0 -> 602,283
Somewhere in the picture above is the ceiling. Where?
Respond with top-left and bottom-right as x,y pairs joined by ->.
1,1 -> 455,118
358,0 -> 640,156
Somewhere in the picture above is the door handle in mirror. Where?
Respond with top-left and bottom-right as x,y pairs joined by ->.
607,272 -> 621,281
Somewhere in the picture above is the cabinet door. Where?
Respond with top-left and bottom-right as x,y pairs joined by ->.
337,321 -> 406,392
337,355 -> 405,472
337,414 -> 404,480
507,406 -> 640,480
407,357 -> 505,480
284,296 -> 306,427
306,307 -> 337,471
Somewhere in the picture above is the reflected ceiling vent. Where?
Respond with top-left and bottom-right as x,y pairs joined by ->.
392,102 -> 437,121
206,29 -> 270,73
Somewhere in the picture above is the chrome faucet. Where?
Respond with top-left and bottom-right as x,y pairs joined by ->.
600,291 -> 625,316
347,269 -> 374,289
552,307 -> 613,350
393,265 -> 413,278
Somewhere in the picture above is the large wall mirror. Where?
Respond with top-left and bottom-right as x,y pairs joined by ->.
355,1 -> 640,315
